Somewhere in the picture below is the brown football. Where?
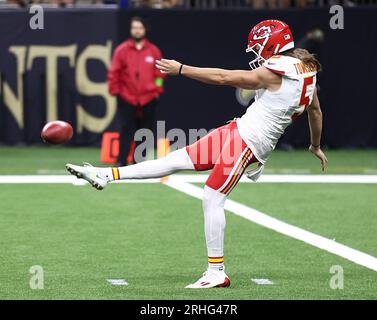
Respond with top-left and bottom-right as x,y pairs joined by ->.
41,121 -> 73,144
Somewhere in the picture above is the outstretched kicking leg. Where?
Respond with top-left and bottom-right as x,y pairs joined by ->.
66,120 -> 231,188
66,147 -> 194,190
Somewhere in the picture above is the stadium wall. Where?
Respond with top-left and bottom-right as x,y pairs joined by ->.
0,8 -> 376,148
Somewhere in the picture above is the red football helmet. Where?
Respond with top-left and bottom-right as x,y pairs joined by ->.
246,19 -> 294,69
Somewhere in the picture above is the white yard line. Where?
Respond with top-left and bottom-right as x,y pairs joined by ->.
164,177 -> 377,273
1,174 -> 377,184
0,175 -> 161,184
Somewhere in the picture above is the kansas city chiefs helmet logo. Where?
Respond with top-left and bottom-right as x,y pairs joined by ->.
253,26 -> 272,40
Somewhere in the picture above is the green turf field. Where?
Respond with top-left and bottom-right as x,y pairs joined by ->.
0,147 -> 377,299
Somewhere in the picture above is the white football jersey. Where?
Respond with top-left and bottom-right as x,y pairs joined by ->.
237,55 -> 317,164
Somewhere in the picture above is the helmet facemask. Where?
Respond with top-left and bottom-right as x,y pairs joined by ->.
246,37 -> 269,70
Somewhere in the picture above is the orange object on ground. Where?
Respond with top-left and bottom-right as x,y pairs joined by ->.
100,132 -> 141,165
126,141 -> 136,165
101,132 -> 120,164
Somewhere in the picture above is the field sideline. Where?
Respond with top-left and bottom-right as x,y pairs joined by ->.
0,147 -> 376,299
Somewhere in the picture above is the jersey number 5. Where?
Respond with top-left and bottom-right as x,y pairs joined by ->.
291,76 -> 314,121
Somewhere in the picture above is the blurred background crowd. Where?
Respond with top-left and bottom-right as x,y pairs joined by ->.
1,0 -> 376,9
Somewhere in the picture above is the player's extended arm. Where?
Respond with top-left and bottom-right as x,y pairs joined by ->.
179,66 -> 266,89
307,88 -> 328,171
155,59 -> 280,90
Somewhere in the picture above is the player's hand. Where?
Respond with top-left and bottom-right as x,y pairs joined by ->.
156,59 -> 181,75
309,145 -> 328,171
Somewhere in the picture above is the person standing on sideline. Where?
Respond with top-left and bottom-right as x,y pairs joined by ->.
108,16 -> 165,166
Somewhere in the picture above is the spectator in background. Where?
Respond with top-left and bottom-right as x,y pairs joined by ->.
251,0 -> 291,9
5,0 -> 26,6
108,16 -> 165,166
129,0 -> 181,7
145,0 -> 181,7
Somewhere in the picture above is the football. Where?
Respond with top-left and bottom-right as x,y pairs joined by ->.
41,120 -> 73,144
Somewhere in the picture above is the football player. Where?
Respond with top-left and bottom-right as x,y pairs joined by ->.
66,20 -> 328,289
